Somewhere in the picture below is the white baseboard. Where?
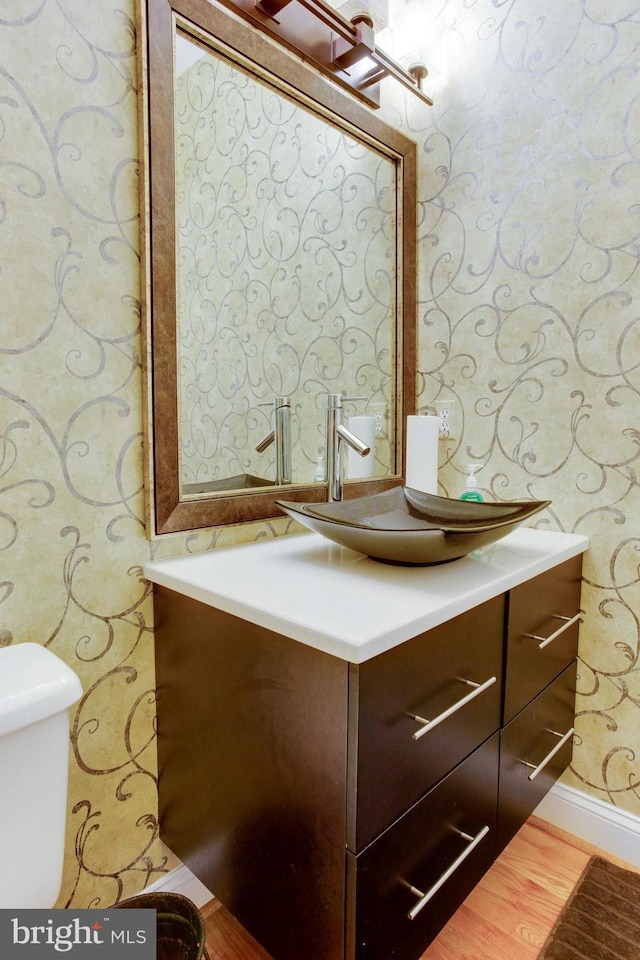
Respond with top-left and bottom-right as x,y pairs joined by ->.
142,863 -> 213,909
142,783 -> 640,909
535,781 -> 640,868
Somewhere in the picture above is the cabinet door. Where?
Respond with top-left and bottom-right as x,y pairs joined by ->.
504,555 -> 582,723
154,589 -> 350,960
347,735 -> 499,960
351,595 -> 504,852
498,661 -> 576,855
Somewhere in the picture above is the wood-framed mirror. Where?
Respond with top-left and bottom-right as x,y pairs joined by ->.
139,0 -> 417,535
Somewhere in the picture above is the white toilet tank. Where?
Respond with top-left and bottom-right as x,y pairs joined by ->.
0,643 -> 82,908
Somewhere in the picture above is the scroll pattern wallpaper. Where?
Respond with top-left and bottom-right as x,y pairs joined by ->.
0,0 -> 162,907
0,0 -> 638,911
384,0 -> 640,814
176,43 -> 396,487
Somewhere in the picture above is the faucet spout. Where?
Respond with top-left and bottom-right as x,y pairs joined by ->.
325,393 -> 370,502
336,423 -> 370,457
256,396 -> 292,484
255,429 -> 275,454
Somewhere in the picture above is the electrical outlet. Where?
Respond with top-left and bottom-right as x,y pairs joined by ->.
371,403 -> 386,438
435,401 -> 458,440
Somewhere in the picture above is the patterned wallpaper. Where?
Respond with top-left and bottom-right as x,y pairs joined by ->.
175,39 -> 396,487
0,1 -> 164,907
0,0 -> 638,913
380,0 -> 640,813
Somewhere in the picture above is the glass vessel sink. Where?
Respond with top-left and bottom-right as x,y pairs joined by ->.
276,486 -> 551,565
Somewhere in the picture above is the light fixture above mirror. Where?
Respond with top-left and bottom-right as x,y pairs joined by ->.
211,0 -> 434,108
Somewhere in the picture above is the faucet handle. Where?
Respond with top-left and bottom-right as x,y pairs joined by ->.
259,396 -> 291,408
324,393 -> 366,408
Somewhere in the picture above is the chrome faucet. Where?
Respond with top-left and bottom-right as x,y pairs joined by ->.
325,393 -> 371,502
256,396 -> 292,484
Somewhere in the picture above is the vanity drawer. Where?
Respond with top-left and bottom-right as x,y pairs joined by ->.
497,660 -> 576,855
347,734 -> 499,960
350,595 -> 504,852
504,555 -> 582,723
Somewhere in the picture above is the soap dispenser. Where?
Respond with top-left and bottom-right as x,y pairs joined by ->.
460,463 -> 484,502
313,452 -> 325,483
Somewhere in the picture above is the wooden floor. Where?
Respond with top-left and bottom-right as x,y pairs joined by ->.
200,817 -> 637,960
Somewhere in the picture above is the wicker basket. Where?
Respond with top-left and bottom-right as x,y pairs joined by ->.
115,891 -> 209,960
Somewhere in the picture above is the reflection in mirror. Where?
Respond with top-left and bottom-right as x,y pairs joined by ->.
141,0 -> 416,534
175,33 -> 397,495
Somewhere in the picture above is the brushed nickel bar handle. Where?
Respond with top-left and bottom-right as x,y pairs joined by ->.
407,825 -> 490,920
411,676 -> 497,741
520,727 -> 574,781
525,612 -> 582,650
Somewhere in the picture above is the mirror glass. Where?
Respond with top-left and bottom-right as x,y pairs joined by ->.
175,33 -> 397,496
142,0 -> 416,534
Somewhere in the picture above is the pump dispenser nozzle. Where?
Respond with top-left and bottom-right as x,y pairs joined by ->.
460,463 -> 484,502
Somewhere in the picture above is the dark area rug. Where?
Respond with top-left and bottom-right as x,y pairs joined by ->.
538,856 -> 640,960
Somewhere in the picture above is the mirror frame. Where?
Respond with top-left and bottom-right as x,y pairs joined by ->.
139,0 -> 417,535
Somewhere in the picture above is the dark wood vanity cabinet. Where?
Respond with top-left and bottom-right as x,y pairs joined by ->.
349,735 -> 500,960
498,662 -> 576,854
496,554 -> 582,855
350,596 -> 504,852
154,553 -> 583,960
503,559 -> 583,723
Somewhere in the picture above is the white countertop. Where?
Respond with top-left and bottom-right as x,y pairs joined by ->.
144,528 -> 588,663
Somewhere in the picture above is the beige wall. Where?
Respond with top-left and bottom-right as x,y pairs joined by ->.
0,0 -> 638,910
381,0 -> 640,813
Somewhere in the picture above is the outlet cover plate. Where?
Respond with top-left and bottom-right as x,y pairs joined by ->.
435,401 -> 458,440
